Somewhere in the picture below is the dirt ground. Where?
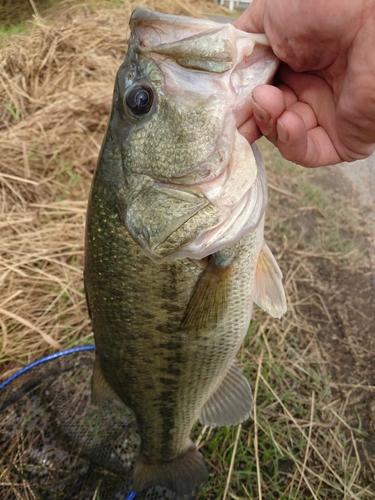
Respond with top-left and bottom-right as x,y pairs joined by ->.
311,167 -> 375,487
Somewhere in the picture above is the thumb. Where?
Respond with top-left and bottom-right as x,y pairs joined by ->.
232,0 -> 265,33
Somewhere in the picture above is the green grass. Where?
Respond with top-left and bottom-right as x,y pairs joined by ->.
3,104 -> 23,121
0,0 -> 136,41
0,23 -> 29,38
0,24 -> 27,36
0,0 -> 58,31
52,154 -> 84,200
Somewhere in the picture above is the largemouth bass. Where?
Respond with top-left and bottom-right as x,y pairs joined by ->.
84,8 -> 286,499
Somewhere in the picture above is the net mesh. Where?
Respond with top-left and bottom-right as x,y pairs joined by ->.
0,349 -> 181,500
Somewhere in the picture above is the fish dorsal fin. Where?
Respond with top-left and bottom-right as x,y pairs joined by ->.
180,253 -> 233,332
199,363 -> 253,427
91,356 -> 121,405
254,243 -> 287,319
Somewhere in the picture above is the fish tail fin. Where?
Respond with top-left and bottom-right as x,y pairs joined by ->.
133,443 -> 209,498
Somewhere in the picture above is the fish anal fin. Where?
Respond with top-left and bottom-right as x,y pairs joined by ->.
254,243 -> 287,319
133,443 -> 208,498
180,254 -> 232,332
91,356 -> 121,405
199,363 -> 253,427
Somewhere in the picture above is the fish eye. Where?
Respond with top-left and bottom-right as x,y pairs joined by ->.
125,84 -> 154,117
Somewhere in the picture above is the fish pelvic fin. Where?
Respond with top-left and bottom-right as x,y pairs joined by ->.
199,363 -> 253,427
254,243 -> 287,319
133,443 -> 209,499
180,253 -> 233,332
91,355 -> 121,405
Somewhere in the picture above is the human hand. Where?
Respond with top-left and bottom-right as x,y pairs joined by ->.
234,0 -> 375,167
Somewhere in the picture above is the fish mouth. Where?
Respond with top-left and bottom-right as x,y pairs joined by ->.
126,140 -> 267,263
154,142 -> 267,261
124,181 -> 209,262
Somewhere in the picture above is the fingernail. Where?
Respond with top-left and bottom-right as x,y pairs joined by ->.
253,101 -> 270,123
277,120 -> 289,143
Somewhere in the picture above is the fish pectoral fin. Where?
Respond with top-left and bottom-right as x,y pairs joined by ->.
91,356 -> 121,405
199,363 -> 253,427
180,253 -> 232,332
133,442 -> 208,498
254,243 -> 287,319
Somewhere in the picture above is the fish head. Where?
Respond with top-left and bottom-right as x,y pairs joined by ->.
103,8 -> 279,262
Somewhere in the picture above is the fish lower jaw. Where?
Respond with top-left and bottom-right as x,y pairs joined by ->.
156,188 -> 264,262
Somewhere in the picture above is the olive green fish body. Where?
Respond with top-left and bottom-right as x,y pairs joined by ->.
86,173 -> 262,452
85,8 -> 286,498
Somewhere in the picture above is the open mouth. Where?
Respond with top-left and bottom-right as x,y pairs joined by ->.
152,142 -> 268,262
125,135 -> 267,263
